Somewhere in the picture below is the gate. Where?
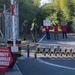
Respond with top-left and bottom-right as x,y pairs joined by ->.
2,2 -> 19,40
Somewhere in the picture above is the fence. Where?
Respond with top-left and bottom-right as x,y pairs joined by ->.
2,2 -> 19,40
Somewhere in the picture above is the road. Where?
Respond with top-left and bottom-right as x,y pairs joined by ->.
17,32 -> 75,75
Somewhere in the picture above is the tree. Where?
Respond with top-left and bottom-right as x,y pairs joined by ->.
18,0 -> 40,34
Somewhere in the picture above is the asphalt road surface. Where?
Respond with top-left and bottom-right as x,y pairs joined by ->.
17,32 -> 75,75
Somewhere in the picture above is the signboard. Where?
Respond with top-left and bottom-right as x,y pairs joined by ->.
0,48 -> 13,72
61,21 -> 67,26
43,20 -> 51,26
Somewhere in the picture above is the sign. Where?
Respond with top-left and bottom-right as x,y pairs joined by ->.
43,20 -> 51,26
0,48 -> 13,72
61,21 -> 67,26
11,46 -> 18,52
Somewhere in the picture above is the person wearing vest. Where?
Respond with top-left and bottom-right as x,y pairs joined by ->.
53,23 -> 58,40
44,26 -> 50,39
61,25 -> 67,39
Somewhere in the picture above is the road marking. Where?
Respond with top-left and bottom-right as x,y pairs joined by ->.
38,34 -> 46,42
37,58 -> 75,71
15,64 -> 23,75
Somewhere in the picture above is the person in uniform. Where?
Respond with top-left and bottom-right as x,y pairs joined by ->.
22,20 -> 28,40
30,19 -> 38,42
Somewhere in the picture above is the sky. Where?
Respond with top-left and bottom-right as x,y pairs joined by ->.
40,0 -> 51,6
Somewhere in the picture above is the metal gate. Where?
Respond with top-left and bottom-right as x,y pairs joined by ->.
2,2 -> 19,40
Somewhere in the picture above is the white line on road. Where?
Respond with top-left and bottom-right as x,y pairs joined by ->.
37,58 -> 75,71
38,34 -> 46,42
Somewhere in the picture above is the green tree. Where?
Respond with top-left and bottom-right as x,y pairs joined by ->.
19,0 -> 40,33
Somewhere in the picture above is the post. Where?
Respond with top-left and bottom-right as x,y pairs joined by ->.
64,48 -> 67,56
48,47 -> 51,56
36,46 -> 39,53
35,52 -> 37,59
10,0 -> 18,52
54,47 -> 57,56
59,47 -> 62,56
11,0 -> 16,46
42,48 -> 46,56
69,48 -> 73,56
27,45 -> 29,57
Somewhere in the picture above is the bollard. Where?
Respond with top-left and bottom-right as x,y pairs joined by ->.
42,48 -> 46,56
27,45 -> 29,57
59,47 -> 62,56
48,48 -> 51,56
53,47 -> 57,56
64,48 -> 67,56
36,46 -> 39,53
34,52 -> 37,59
69,48 -> 73,56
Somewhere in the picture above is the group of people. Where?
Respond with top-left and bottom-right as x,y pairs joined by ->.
22,19 -> 67,42
44,22 -> 67,40
22,19 -> 38,42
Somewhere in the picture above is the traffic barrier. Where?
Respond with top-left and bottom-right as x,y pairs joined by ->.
36,46 -> 39,53
53,47 -> 57,56
35,46 -> 74,57
42,48 -> 46,56
64,48 -> 67,56
7,40 -> 21,56
58,47 -> 62,56
69,48 -> 73,56
48,48 -> 51,56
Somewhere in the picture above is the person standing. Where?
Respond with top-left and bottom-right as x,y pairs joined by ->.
53,23 -> 58,40
30,19 -> 38,42
44,26 -> 50,39
22,20 -> 28,40
61,21 -> 67,39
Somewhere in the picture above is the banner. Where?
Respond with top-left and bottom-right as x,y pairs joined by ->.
61,21 -> 67,26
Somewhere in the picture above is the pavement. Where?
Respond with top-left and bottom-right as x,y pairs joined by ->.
16,57 -> 75,75
0,64 -> 22,75
5,64 -> 22,75
1,32 -> 75,75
